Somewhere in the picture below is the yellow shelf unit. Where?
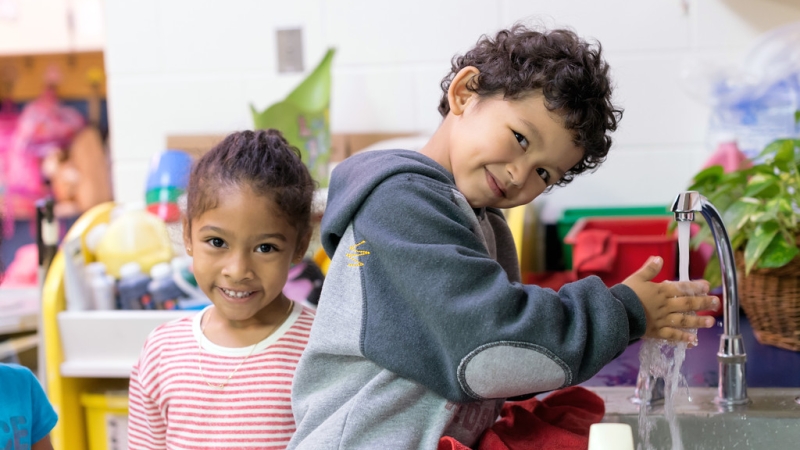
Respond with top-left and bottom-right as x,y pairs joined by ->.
42,202 -> 117,450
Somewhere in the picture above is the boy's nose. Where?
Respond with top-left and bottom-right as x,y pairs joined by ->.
506,160 -> 529,188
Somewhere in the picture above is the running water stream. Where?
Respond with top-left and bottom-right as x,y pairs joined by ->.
637,221 -> 694,450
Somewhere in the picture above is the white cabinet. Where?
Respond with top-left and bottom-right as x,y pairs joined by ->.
0,0 -> 104,55
57,310 -> 193,378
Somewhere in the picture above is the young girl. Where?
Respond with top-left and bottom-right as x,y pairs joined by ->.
128,129 -> 317,449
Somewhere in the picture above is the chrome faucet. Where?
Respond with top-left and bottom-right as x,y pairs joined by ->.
671,191 -> 748,407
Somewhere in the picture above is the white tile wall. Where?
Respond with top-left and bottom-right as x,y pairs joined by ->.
604,52 -> 711,147
331,66 -> 417,132
104,0 -> 800,214
501,0 -> 692,51
324,0 -> 501,65
104,0 -> 161,75
693,0 -> 800,50
536,144 -> 709,223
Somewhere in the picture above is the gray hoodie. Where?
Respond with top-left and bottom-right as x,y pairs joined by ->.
288,150 -> 646,449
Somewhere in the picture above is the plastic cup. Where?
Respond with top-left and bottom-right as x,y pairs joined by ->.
588,423 -> 634,450
146,186 -> 184,204
146,202 -> 181,223
145,149 -> 193,191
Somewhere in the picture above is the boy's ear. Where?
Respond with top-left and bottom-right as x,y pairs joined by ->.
448,66 -> 481,116
182,217 -> 193,256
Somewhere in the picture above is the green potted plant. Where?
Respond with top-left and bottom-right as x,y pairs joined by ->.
688,138 -> 800,350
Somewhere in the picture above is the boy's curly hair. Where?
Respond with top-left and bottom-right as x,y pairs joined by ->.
438,24 -> 623,186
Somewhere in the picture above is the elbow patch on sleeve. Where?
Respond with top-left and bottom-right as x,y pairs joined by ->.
457,342 -> 571,400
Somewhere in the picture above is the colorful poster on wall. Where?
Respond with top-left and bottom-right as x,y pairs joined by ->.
251,49 -> 335,186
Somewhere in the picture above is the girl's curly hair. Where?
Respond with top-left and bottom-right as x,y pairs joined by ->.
438,24 -> 623,186
186,129 -> 316,238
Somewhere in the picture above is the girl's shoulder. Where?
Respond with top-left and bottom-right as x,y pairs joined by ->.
139,312 -> 198,353
149,312 -> 196,336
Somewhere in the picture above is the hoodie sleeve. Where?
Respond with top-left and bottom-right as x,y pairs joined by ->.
347,173 -> 646,403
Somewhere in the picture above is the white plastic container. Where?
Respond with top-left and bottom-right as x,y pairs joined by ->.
588,423 -> 634,450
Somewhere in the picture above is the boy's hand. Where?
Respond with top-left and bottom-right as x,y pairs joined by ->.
623,256 -> 718,346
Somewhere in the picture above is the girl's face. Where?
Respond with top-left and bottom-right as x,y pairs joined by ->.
184,184 -> 308,326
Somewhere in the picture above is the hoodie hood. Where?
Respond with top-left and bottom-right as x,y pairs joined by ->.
321,150 -> 454,254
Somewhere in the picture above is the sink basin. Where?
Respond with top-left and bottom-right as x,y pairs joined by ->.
590,387 -> 800,449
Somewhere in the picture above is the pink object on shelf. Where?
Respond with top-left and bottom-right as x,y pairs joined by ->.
702,141 -> 751,172
1,244 -> 39,287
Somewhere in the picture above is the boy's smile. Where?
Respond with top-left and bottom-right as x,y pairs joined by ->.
422,67 -> 584,210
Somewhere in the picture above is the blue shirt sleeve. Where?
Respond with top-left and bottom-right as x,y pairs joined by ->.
28,368 -> 58,443
0,364 -> 58,446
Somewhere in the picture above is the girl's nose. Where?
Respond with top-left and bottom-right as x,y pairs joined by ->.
221,252 -> 254,281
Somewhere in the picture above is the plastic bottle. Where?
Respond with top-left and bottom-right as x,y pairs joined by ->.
85,261 -> 116,310
117,262 -> 151,310
170,256 -> 202,296
83,262 -> 106,310
148,262 -> 184,310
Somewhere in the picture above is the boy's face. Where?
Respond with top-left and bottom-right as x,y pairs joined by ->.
441,82 -> 583,209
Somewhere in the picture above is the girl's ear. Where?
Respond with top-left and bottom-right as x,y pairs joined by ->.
293,230 -> 312,264
182,217 -> 193,256
447,66 -> 480,116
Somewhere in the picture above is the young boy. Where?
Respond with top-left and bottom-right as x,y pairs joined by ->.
288,25 -> 717,449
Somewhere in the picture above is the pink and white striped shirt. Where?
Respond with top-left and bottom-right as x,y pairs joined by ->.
128,302 -> 314,449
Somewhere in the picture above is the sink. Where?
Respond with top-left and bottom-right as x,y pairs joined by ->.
590,387 -> 800,449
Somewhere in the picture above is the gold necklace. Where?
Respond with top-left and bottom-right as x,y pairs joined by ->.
198,299 -> 294,389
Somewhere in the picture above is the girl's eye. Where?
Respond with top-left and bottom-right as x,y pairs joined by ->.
208,238 -> 226,248
536,168 -> 550,183
257,244 -> 276,253
513,131 -> 529,149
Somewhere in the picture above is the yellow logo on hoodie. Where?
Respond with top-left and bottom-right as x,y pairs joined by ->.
347,240 -> 370,267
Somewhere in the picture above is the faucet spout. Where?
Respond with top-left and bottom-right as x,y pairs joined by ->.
671,191 -> 748,407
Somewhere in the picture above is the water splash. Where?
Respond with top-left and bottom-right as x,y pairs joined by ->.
636,221 -> 695,449
637,339 -> 689,450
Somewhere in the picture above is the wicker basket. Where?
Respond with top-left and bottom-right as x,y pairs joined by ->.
736,252 -> 800,351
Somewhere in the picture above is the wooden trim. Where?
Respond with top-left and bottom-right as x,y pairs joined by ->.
166,132 -> 418,162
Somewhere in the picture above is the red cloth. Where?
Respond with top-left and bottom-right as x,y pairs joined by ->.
523,271 -> 577,292
438,386 -> 605,450
572,230 -> 618,276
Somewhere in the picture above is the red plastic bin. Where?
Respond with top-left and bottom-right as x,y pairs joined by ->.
564,216 -> 677,286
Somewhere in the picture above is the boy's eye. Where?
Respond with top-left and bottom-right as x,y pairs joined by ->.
513,131 -> 529,149
256,244 -> 276,253
208,238 -> 226,248
536,168 -> 550,183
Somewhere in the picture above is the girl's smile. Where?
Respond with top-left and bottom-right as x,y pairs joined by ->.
217,286 -> 259,302
185,184 -> 308,331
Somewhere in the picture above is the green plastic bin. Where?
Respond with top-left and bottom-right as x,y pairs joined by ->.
557,206 -> 672,269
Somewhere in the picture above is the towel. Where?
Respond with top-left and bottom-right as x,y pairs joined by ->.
438,386 -> 605,450
572,229 -> 618,276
